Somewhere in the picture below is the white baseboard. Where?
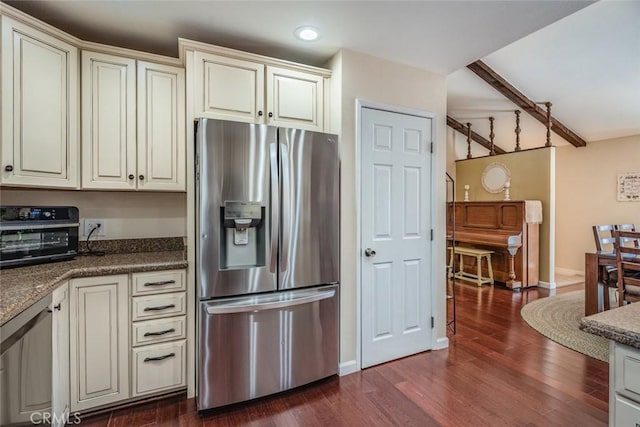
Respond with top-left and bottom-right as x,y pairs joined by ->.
433,336 -> 449,350
339,360 -> 359,376
555,267 -> 585,276
538,281 -> 556,289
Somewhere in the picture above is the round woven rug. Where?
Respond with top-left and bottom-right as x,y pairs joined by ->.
520,290 -> 609,363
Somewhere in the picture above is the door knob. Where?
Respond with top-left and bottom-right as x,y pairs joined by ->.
364,248 -> 376,258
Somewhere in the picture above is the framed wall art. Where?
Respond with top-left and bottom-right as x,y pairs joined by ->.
617,172 -> 640,202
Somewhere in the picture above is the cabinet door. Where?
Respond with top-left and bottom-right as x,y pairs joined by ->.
52,283 -> 69,427
81,51 -> 136,190
69,275 -> 129,412
266,66 -> 324,131
0,16 -> 79,188
137,62 -> 185,191
194,52 -> 264,123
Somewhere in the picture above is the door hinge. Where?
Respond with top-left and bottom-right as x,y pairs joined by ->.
430,229 -> 434,241
431,316 -> 434,328
430,142 -> 434,153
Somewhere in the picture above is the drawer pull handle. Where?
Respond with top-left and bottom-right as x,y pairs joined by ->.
143,328 -> 176,337
144,280 -> 176,287
144,353 -> 175,362
144,304 -> 176,312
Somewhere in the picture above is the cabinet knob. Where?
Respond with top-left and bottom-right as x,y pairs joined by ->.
128,174 -> 135,180
5,165 -> 13,172
139,175 -> 145,181
268,112 -> 273,118
258,110 -> 263,116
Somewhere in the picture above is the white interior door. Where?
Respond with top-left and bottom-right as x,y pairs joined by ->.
361,107 -> 433,368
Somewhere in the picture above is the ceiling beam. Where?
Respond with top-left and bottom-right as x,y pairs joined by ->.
466,60 -> 587,147
447,115 -> 507,155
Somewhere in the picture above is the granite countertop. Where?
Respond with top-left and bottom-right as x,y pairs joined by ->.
580,302 -> 640,349
0,250 -> 187,326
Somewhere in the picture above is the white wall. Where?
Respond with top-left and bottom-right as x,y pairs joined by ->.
1,189 -> 187,239
332,49 -> 448,366
555,134 -> 640,273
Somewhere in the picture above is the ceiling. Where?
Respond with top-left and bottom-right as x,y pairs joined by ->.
4,0 -> 637,156
447,0 -> 640,157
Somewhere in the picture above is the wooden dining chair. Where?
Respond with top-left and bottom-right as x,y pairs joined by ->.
593,224 -> 618,309
593,224 -> 617,251
616,224 -> 640,248
613,230 -> 640,306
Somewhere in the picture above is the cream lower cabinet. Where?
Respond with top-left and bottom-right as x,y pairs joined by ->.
69,275 -> 129,412
610,341 -> 640,426
130,270 -> 187,397
68,270 -> 187,413
192,48 -> 328,131
82,51 -> 185,191
0,15 -> 80,189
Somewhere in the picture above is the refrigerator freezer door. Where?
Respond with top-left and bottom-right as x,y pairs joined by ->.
196,119 -> 278,298
279,128 -> 340,289
197,285 -> 339,410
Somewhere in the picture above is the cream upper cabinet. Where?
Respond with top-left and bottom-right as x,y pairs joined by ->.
266,66 -> 324,131
82,51 -> 185,191
137,61 -> 185,191
81,51 -> 136,190
194,52 -> 265,123
190,47 -> 329,131
69,275 -> 129,412
0,15 -> 80,188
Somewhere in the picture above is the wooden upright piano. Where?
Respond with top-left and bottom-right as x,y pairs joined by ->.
447,201 -> 541,289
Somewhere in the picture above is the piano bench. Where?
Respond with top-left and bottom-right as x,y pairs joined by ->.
448,246 -> 494,287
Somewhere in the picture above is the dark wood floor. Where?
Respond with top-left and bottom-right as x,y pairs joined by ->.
80,283 -> 609,426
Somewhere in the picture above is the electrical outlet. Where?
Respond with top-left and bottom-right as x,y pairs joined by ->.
84,219 -> 106,237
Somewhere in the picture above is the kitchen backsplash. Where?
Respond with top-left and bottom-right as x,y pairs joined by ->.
79,237 -> 186,254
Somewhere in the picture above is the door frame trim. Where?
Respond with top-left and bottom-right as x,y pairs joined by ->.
355,99 -> 438,371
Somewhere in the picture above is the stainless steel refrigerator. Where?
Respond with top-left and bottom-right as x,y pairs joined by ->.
195,118 -> 340,411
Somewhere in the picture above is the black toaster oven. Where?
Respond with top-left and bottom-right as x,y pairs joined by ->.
0,206 -> 79,268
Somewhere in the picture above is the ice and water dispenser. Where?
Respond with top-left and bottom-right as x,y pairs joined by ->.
220,201 -> 265,269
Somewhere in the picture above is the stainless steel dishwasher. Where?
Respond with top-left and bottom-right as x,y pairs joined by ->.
0,294 -> 53,425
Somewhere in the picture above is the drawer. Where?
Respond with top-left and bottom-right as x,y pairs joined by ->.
614,342 -> 640,402
132,270 -> 185,296
132,292 -> 185,321
613,395 -> 640,426
131,340 -> 186,397
132,316 -> 186,347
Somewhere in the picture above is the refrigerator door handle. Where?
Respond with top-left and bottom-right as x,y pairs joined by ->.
280,143 -> 290,273
269,142 -> 279,273
205,289 -> 335,315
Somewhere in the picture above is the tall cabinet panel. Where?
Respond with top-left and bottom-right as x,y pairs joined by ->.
0,16 -> 79,188
52,283 -> 70,427
69,275 -> 129,412
81,51 -> 137,189
137,61 -> 185,191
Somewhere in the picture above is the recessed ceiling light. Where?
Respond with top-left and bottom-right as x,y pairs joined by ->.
295,26 -> 319,42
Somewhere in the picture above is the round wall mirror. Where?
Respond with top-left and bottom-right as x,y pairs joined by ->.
481,162 -> 511,193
